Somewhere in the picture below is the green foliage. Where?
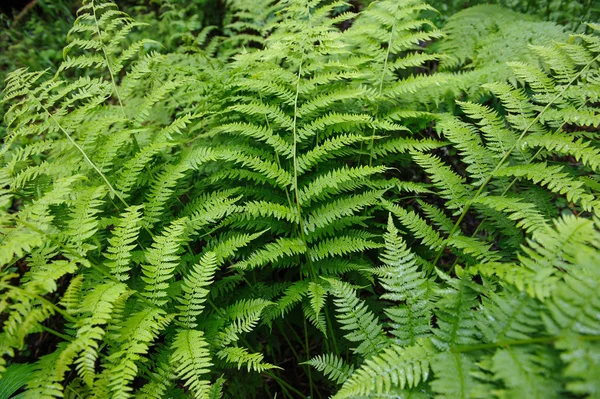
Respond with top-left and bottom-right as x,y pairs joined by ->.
1,0 -> 599,397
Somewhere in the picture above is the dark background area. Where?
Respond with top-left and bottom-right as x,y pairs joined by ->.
0,0 -> 33,15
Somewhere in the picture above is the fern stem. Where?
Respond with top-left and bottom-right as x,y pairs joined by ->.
284,318 -> 306,349
1,284 -> 77,324
40,325 -> 73,342
91,0 -> 126,119
263,370 -> 308,399
291,54 -> 317,279
292,62 -> 304,230
259,90 -> 294,211
454,335 -> 600,353
367,6 -> 396,167
303,317 -> 316,399
324,303 -> 339,355
40,102 -> 129,209
277,324 -> 303,364
432,52 -> 600,266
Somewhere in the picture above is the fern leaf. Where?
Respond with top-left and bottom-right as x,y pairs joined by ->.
171,329 -> 212,399
216,347 -> 278,373
334,339 -> 435,398
305,353 -> 354,385
233,238 -> 306,270
412,152 -> 471,214
494,163 -> 595,211
374,215 -> 432,346
104,205 -> 144,281
142,218 -> 188,306
327,279 -> 386,357
177,252 -> 218,329
431,352 -> 488,399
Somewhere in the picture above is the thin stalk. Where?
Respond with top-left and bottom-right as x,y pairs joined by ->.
324,303 -> 339,355
303,317 -> 315,399
41,325 -> 73,342
453,334 -> 600,353
91,0 -> 126,119
91,0 -> 141,151
367,8 -> 396,167
41,102 -> 127,208
259,91 -> 294,211
1,284 -> 77,324
263,370 -> 308,399
278,324 -> 303,364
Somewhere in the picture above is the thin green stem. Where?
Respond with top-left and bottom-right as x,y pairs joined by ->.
277,324 -> 302,364
1,284 -> 77,324
303,317 -> 315,399
453,334 -> 600,353
324,303 -> 339,355
368,8 -> 396,167
91,0 -> 126,119
41,325 -> 73,342
263,370 -> 308,399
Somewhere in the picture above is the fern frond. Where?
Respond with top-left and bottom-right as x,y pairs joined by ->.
490,347 -> 560,398
105,308 -> 172,399
382,199 -> 445,251
177,252 -> 218,329
217,299 -> 272,346
142,218 -> 188,306
327,279 -> 386,357
304,190 -> 384,233
298,165 -> 387,206
431,351 -> 489,399
373,215 -> 432,346
309,236 -> 382,262
233,238 -> 306,270
171,329 -> 212,399
334,339 -> 435,399
305,353 -> 354,385
495,163 -> 595,211
216,347 -> 278,373
412,152 -> 472,214
104,205 -> 144,281
431,273 -> 481,351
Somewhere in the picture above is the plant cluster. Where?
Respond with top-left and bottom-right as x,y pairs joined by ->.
1,0 -> 599,398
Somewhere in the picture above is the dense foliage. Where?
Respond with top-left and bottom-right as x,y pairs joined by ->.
1,0 -> 599,398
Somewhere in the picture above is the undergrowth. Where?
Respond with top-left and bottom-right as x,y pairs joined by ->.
1,0 -> 599,398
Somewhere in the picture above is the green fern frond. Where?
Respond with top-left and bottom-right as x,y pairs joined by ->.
309,236 -> 382,262
412,152 -> 472,214
304,190 -> 384,233
298,165 -> 387,206
305,353 -> 354,385
333,339 -> 435,399
382,199 -> 445,251
373,215 -> 432,346
177,252 -> 218,329
431,274 -> 481,351
217,299 -> 272,347
495,163 -> 596,211
327,279 -> 386,357
233,237 -> 306,270
473,196 -> 549,234
171,329 -> 212,399
105,307 -> 172,399
103,205 -> 143,281
431,351 -> 489,399
490,347 -> 560,398
216,347 -> 278,373
142,218 -> 188,306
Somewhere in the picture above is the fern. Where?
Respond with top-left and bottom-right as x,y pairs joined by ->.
1,0 -> 600,397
